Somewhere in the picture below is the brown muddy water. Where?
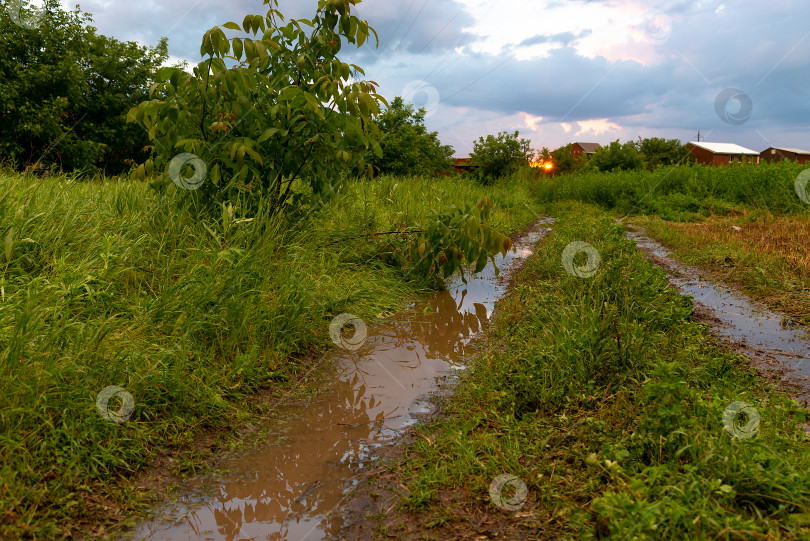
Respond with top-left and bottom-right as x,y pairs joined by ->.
129,220 -> 553,541
627,229 -> 810,400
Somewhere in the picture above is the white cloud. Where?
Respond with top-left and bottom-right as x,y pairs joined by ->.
575,118 -> 623,137
523,113 -> 543,131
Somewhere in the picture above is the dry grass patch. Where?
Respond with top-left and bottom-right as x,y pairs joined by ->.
639,213 -> 810,324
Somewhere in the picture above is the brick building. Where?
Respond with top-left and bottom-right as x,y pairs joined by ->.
760,147 -> 810,165
687,142 -> 760,166
569,142 -> 602,159
452,158 -> 478,174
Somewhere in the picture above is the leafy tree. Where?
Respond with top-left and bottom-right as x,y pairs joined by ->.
589,139 -> 644,172
537,147 -> 552,162
367,96 -> 453,177
635,137 -> 694,168
551,143 -> 582,174
470,130 -> 533,184
0,0 -> 169,173
129,0 -> 387,214
128,0 -> 514,283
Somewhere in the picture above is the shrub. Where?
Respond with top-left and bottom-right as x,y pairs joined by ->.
367,97 -> 454,177
128,0 -> 386,215
470,130 -> 533,184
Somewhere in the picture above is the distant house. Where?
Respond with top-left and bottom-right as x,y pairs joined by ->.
687,142 -> 760,166
453,157 -> 478,174
570,142 -> 602,158
760,147 -> 810,165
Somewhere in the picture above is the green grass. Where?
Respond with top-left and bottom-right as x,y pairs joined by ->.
391,202 -> 810,539
0,168 -> 540,539
530,161 -> 809,220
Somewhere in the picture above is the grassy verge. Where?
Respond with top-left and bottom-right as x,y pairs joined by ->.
631,213 -> 810,326
0,169 -> 539,539
530,161 -> 808,220
378,202 -> 810,540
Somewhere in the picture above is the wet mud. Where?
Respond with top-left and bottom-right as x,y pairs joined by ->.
129,219 -> 554,541
626,228 -> 810,406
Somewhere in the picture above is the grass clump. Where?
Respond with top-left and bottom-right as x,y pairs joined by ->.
392,202 -> 810,539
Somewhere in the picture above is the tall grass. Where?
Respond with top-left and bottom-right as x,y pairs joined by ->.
0,168 -> 539,538
531,161 -> 809,220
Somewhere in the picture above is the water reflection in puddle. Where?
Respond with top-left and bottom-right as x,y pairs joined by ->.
130,223 -> 551,541
627,230 -> 810,378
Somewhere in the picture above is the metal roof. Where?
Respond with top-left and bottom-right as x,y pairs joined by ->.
688,142 -> 759,155
574,142 -> 602,153
766,147 -> 810,155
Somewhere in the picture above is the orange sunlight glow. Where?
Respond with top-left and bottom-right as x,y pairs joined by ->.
530,160 -> 554,171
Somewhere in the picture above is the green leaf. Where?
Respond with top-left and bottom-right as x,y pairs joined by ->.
278,86 -> 301,101
5,228 -> 14,262
244,38 -> 257,61
258,128 -> 280,142
201,30 -> 214,57
474,250 -> 488,273
223,21 -> 242,31
126,107 -> 139,123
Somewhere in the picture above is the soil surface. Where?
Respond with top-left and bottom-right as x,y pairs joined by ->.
336,220 -> 556,541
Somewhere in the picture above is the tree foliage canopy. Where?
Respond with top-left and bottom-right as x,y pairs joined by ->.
128,0 -> 387,214
635,137 -> 694,167
0,0 -> 169,173
588,140 -> 645,172
367,97 -> 454,177
470,130 -> 533,184
550,144 -> 581,174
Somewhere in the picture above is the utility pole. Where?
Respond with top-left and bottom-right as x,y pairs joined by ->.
696,130 -> 702,142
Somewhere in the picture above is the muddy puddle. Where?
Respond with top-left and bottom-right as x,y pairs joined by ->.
627,229 -> 810,402
129,220 -> 553,541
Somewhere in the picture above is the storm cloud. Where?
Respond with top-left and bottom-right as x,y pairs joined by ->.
58,0 -> 810,155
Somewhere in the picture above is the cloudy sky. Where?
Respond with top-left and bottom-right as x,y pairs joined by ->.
56,0 -> 810,156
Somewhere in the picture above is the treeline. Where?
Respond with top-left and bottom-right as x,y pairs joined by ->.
0,0 -> 458,180
0,0 -> 172,174
546,137 -> 694,174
